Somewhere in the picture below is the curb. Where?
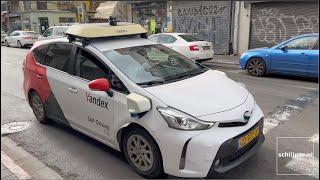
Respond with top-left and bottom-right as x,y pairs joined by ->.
209,60 -> 240,65
1,137 -> 63,180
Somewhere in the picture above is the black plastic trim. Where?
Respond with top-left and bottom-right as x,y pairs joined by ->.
179,138 -> 191,170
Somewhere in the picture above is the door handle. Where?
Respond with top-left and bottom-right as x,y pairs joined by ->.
68,87 -> 78,94
36,74 -> 43,79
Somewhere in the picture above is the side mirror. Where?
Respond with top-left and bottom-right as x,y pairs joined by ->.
89,78 -> 113,97
280,45 -> 288,51
127,93 -> 151,118
89,78 -> 111,92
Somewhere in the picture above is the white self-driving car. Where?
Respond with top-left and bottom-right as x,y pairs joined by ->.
24,21 -> 265,178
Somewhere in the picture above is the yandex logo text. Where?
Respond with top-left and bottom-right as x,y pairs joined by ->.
86,92 -> 108,109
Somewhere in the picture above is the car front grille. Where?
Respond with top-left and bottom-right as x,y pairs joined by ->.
218,121 -> 248,127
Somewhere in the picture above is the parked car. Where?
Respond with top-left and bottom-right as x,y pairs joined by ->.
38,26 -> 69,41
24,22 -> 264,178
240,33 -> 319,78
148,33 -> 214,62
1,30 -> 7,45
4,30 -> 38,48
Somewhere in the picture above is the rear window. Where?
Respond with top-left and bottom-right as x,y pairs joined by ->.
22,31 -> 37,35
33,44 -> 49,64
179,34 -> 203,42
44,43 -> 73,72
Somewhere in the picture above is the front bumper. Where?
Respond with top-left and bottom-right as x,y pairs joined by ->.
208,119 -> 264,175
154,103 -> 264,177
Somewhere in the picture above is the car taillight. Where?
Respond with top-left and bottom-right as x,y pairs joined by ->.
189,45 -> 199,51
23,36 -> 32,39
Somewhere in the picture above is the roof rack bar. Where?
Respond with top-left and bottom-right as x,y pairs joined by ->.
67,34 -> 90,47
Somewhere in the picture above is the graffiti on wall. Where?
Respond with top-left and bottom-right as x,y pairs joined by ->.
173,3 -> 230,54
252,8 -> 318,44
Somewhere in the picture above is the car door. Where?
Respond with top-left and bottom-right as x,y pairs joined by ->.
42,42 -> 76,124
64,47 -> 115,143
8,32 -> 18,45
307,38 -> 319,78
270,36 -> 318,76
158,34 -> 176,49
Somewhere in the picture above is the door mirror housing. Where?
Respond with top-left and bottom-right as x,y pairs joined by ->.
126,93 -> 151,118
89,78 -> 111,92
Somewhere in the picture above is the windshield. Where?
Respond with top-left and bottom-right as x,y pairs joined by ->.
103,44 -> 208,86
179,34 -> 203,42
55,27 -> 68,36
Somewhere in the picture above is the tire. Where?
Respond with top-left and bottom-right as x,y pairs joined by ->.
122,128 -> 165,178
17,40 -> 22,48
246,58 -> 266,77
5,40 -> 9,47
30,91 -> 49,124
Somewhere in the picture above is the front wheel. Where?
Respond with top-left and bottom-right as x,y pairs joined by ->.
5,40 -> 9,47
246,58 -> 266,77
123,128 -> 165,178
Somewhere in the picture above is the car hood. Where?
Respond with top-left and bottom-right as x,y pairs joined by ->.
144,70 -> 249,117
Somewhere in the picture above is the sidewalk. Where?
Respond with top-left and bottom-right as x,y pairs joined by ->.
207,55 -> 240,65
1,162 -> 20,180
1,137 -> 63,180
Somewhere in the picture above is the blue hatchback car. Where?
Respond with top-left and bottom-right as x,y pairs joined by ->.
240,33 -> 319,78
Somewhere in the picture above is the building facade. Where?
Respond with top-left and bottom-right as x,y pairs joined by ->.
3,1 -> 77,34
172,1 -> 234,54
128,1 -> 319,55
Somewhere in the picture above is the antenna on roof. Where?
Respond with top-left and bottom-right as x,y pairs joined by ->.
109,16 -> 117,26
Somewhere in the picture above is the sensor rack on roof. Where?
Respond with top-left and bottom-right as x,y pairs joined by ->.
66,22 -> 147,39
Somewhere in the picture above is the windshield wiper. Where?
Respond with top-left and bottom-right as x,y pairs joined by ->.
137,80 -> 165,86
165,70 -> 205,82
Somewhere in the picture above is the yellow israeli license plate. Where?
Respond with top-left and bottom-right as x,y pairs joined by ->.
239,127 -> 260,148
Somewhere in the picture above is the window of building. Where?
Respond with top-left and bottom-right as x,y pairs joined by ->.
37,1 -> 47,10
23,1 -> 31,11
59,17 -> 75,23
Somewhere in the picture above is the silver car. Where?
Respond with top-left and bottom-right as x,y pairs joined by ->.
4,30 -> 38,48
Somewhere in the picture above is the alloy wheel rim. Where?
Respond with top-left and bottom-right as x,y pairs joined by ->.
248,60 -> 264,76
18,41 -> 21,48
127,135 -> 153,172
32,95 -> 44,120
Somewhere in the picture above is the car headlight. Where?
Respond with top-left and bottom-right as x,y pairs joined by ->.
157,107 -> 215,130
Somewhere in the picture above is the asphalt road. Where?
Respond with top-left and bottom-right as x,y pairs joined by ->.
1,46 -> 319,179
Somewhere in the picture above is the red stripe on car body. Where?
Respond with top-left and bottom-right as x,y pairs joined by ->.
23,51 -> 52,103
